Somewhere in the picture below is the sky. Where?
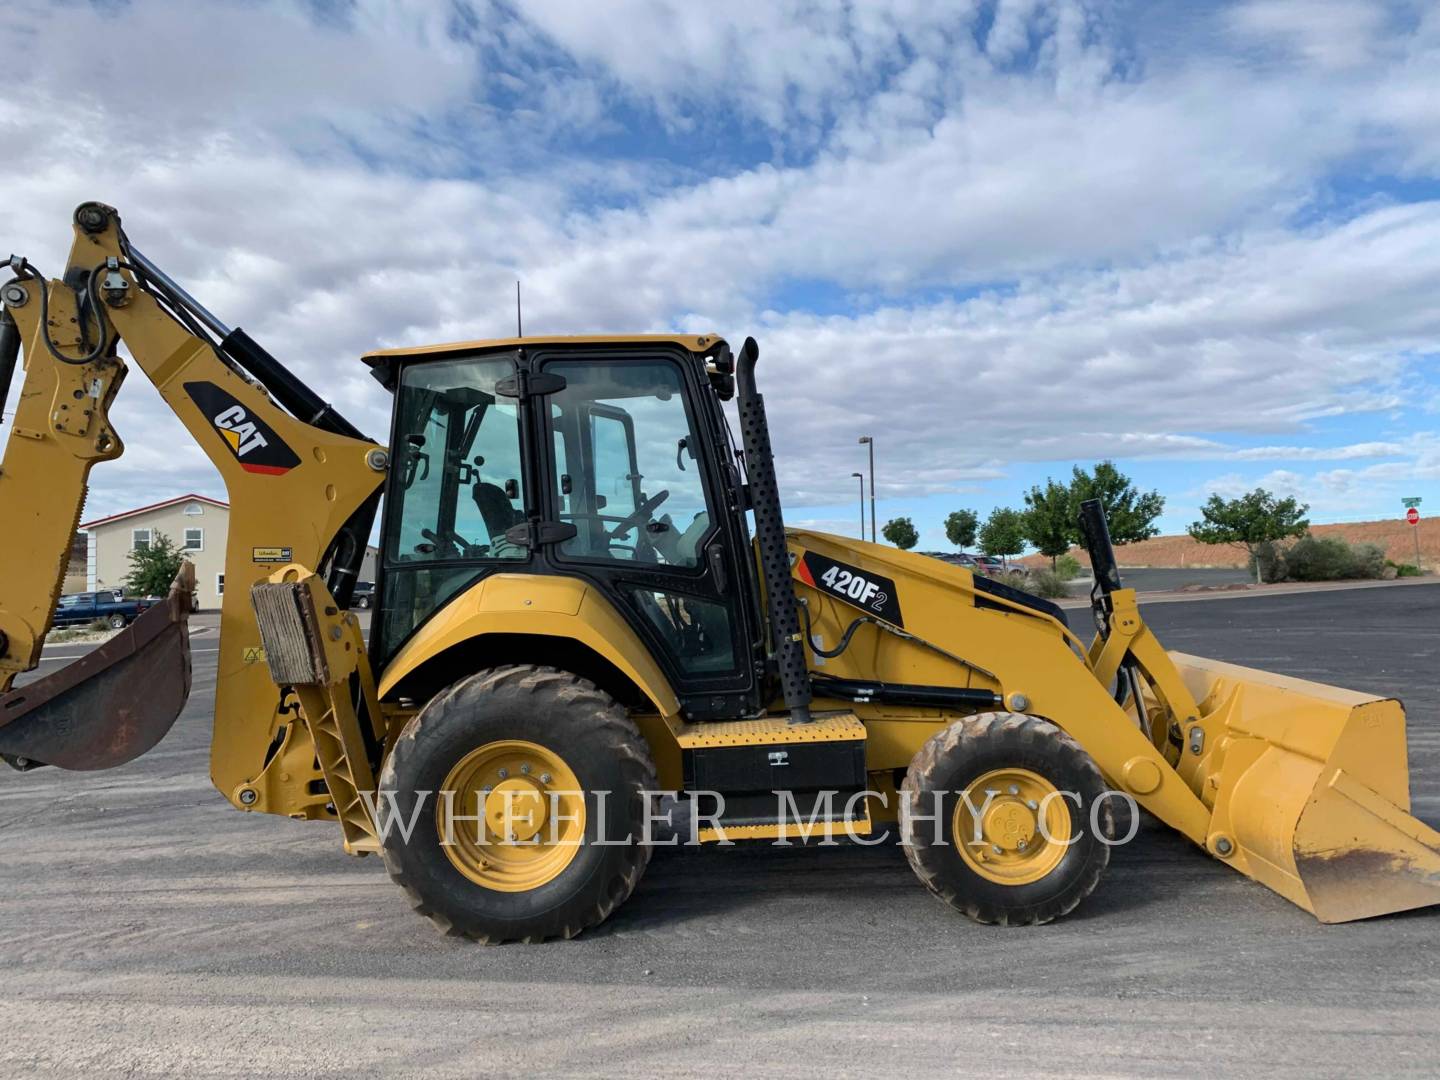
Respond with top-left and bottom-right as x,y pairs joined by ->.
1,0 -> 1437,550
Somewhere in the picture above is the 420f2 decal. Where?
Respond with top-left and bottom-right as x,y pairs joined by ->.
185,382 -> 301,476
796,551 -> 904,627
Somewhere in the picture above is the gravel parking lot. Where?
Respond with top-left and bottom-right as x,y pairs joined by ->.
2,584 -> 1437,1078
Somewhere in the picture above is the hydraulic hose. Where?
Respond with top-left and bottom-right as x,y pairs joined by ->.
0,309 -> 18,425
4,258 -> 112,366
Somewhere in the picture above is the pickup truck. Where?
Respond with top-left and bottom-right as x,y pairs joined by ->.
53,590 -> 158,629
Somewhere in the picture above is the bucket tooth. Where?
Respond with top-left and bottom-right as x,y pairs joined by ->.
0,565 -> 194,771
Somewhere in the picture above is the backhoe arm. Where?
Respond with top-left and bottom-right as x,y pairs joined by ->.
0,256 -> 126,687
0,204 -> 386,809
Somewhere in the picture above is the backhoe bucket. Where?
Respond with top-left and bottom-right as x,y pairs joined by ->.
1173,652 -> 1440,923
0,565 -> 194,771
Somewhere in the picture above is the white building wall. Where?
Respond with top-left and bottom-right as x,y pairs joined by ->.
91,500 -> 230,609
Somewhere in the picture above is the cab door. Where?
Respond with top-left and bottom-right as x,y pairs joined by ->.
538,350 -> 759,721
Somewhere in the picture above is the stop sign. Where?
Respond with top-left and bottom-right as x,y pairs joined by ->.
1407,507 -> 1421,525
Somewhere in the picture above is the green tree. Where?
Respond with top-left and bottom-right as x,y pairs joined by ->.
978,507 -> 1026,567
881,516 -> 919,550
124,530 -> 187,597
1187,489 -> 1310,584
944,509 -> 978,551
1069,461 -> 1165,544
1021,479 -> 1074,569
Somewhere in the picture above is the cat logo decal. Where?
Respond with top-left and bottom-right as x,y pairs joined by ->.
185,382 -> 301,475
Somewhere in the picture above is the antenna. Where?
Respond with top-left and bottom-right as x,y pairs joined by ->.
515,280 -> 522,338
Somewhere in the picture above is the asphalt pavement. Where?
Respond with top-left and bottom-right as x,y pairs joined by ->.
1110,565 -> 1256,592
2,584 -> 1438,1077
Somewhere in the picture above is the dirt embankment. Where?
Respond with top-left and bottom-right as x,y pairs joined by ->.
1019,518 -> 1437,569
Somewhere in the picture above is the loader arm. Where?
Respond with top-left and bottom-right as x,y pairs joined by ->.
0,204 -> 386,810
1073,497 -> 1440,922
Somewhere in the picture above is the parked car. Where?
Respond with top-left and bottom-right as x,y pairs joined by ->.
973,555 -> 1024,577
351,581 -> 376,609
924,552 -> 976,569
53,590 -> 158,629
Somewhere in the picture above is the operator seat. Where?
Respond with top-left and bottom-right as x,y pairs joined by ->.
473,482 -> 523,542
674,512 -> 710,565
651,512 -> 711,566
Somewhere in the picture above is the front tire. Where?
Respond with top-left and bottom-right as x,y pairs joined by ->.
379,665 -> 656,943
900,712 -> 1113,925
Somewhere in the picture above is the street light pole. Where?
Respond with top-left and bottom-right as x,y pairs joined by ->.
850,472 -> 865,538
858,436 -> 876,542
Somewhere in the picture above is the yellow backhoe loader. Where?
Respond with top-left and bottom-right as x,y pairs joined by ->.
2,203 -> 1438,941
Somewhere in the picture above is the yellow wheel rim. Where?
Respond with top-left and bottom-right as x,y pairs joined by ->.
952,767 -> 1071,886
438,739 -> 585,893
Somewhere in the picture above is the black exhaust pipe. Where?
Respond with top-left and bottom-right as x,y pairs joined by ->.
735,337 -> 812,725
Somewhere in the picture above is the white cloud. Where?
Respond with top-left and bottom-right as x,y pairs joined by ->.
751,204 -> 1440,504
0,0 -> 1437,525
1229,441 -> 1405,460
1228,0 -> 1393,70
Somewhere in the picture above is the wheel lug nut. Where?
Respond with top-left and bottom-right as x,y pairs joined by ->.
1018,840 -> 1027,851
521,763 -> 531,775
540,773 -> 552,784
992,844 -> 1003,854
1026,800 -> 1038,810
1008,785 -> 1019,795
497,768 -> 508,779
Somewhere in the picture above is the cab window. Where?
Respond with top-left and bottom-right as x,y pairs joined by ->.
379,355 -> 527,662
387,357 -> 527,564
547,360 -> 710,568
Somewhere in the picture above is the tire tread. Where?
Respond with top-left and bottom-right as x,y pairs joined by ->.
899,712 -> 1112,926
378,664 -> 656,944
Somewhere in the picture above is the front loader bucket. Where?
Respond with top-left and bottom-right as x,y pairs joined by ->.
0,565 -> 194,771
1173,652 -> 1440,923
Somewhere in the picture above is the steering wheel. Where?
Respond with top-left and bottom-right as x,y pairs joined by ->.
607,489 -> 670,540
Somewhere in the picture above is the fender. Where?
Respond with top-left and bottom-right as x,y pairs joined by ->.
378,572 -> 680,718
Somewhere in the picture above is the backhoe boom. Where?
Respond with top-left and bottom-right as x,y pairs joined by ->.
0,203 -> 386,810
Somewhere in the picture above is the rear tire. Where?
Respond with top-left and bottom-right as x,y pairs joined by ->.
108,613 -> 126,629
900,712 -> 1113,926
379,665 -> 656,943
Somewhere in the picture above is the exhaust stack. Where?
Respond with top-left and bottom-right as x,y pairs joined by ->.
734,337 -> 812,725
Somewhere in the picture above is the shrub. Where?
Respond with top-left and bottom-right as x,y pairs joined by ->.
1055,554 -> 1082,580
1013,568 -> 1070,599
1279,536 -> 1385,582
1391,562 -> 1424,578
1250,540 -> 1287,584
1347,542 -> 1386,580
88,618 -> 111,632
